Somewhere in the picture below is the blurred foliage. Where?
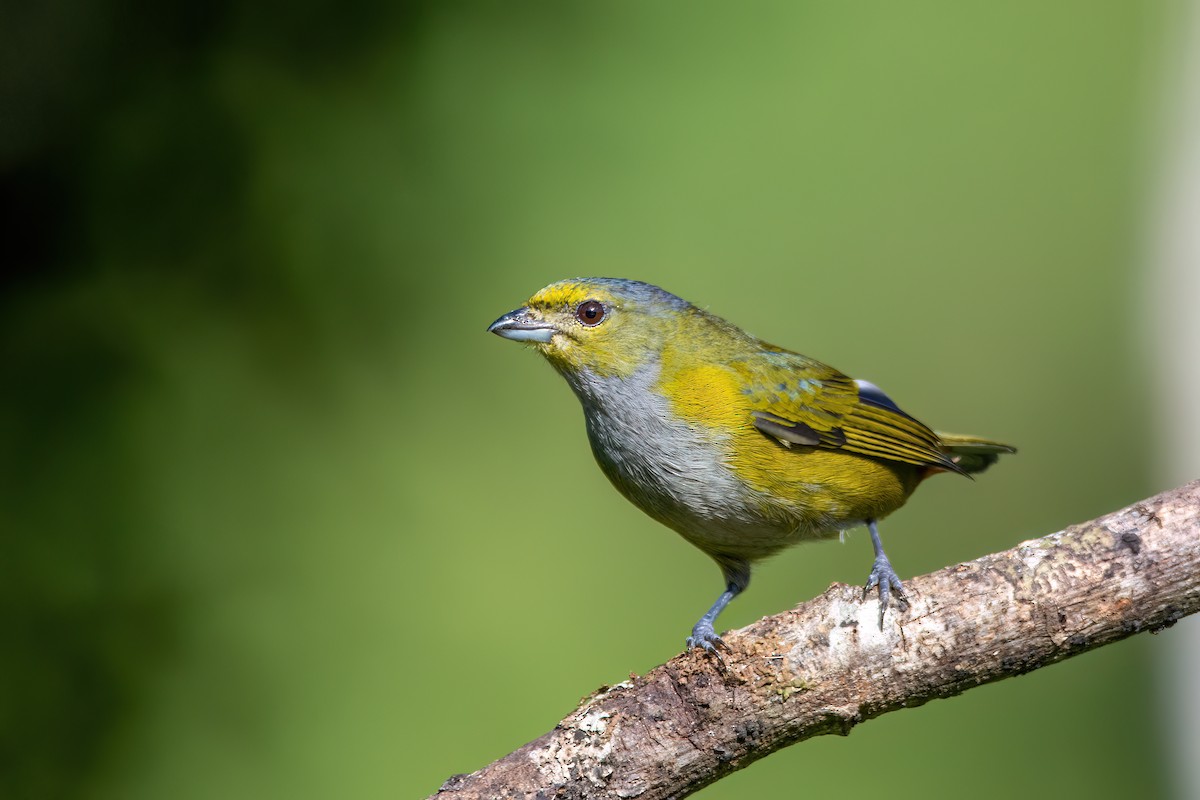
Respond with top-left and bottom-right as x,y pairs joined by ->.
0,1 -> 1180,798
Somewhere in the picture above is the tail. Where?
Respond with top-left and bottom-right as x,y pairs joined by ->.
935,433 -> 1016,476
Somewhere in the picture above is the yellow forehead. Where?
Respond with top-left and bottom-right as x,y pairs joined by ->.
528,281 -> 617,311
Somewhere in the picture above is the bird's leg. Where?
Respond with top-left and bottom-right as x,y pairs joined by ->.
863,519 -> 908,627
687,558 -> 750,654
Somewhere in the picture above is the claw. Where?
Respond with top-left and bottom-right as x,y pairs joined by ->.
687,621 -> 728,655
686,627 -> 728,667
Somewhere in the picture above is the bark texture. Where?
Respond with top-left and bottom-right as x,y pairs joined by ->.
432,481 -> 1200,800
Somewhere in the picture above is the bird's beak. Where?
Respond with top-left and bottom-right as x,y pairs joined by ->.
487,306 -> 557,343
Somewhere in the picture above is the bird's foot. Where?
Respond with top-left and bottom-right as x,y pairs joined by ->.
686,620 -> 728,657
863,554 -> 908,627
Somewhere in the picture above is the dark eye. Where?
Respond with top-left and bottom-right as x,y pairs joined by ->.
575,300 -> 606,326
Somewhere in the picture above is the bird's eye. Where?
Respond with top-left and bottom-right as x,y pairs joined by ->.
575,300 -> 606,326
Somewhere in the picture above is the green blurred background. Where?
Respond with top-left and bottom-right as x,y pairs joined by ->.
2,1 -> 1187,797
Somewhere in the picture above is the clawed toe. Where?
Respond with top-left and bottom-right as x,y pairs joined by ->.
687,623 -> 729,656
864,555 -> 908,626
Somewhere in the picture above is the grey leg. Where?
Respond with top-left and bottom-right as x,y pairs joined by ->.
687,557 -> 750,654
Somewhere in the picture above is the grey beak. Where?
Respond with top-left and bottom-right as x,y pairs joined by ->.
487,307 -> 557,343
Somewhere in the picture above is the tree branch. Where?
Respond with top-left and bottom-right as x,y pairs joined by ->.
431,481 -> 1200,800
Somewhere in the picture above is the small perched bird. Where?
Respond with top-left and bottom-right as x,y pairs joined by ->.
488,278 -> 1014,653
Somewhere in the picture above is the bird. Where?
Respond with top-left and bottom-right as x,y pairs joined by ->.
487,278 -> 1014,654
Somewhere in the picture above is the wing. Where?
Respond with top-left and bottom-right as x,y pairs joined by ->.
737,351 -> 964,474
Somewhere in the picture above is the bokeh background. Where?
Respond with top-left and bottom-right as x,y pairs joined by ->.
3,2 -> 1196,798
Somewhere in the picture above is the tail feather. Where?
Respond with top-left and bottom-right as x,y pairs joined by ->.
935,432 -> 1016,475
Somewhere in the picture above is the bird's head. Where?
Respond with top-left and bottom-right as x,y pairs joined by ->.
488,278 -> 695,379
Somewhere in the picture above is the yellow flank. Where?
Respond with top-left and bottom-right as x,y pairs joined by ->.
729,431 -> 919,532
656,361 -> 746,432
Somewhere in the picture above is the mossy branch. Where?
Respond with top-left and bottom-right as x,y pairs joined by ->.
431,481 -> 1200,799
